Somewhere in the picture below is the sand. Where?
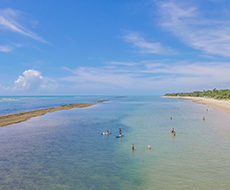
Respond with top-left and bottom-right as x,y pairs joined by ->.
163,96 -> 230,114
0,103 -> 98,127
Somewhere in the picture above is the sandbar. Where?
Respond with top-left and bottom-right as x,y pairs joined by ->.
0,103 -> 97,127
163,96 -> 230,114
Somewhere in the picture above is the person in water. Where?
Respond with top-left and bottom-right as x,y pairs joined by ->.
106,130 -> 109,134
171,128 -> 176,136
132,144 -> 134,150
119,128 -> 122,134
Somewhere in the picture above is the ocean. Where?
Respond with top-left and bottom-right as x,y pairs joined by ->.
0,96 -> 230,190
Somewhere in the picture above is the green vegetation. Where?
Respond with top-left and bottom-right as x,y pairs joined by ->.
164,88 -> 230,100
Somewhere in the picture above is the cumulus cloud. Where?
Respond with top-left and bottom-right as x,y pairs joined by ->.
158,1 -> 230,57
124,32 -> 175,54
0,8 -> 46,43
14,69 -> 58,91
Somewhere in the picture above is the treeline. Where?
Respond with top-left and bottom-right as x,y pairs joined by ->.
164,88 -> 230,99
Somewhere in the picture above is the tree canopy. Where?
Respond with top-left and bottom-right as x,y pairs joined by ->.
164,89 -> 230,99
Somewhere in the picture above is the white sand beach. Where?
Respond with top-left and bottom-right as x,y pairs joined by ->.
164,96 -> 230,114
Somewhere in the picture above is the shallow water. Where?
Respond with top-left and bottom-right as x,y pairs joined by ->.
0,96 -> 230,189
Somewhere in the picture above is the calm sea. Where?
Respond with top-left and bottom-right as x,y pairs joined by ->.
0,96 -> 230,190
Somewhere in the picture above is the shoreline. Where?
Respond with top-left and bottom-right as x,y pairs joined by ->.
0,100 -> 107,127
163,96 -> 230,114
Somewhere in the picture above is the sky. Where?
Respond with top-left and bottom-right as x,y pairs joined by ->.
1,0 -> 230,95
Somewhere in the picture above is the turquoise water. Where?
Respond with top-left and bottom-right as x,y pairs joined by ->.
1,96 -> 230,189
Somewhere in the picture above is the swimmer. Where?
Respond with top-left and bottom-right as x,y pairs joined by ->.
132,144 -> 134,150
171,128 -> 175,133
203,116 -> 205,121
170,116 -> 172,120
147,145 -> 151,149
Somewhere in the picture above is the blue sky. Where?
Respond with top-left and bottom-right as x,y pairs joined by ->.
1,0 -> 230,95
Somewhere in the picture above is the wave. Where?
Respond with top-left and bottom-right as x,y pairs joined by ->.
1,98 -> 19,102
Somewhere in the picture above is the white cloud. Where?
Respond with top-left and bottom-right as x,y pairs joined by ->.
142,61 -> 230,91
158,1 -> 230,57
0,45 -> 12,52
14,75 -> 28,89
106,61 -> 139,67
143,61 -> 230,80
124,32 -> 175,54
14,69 -> 42,90
0,8 -> 46,43
62,67 -> 136,87
14,69 -> 58,91
61,61 -> 230,94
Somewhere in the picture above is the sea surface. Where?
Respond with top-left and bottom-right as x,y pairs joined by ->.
0,96 -> 230,190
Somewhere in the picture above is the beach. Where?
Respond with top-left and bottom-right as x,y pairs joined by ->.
0,103 -> 96,127
164,96 -> 230,114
